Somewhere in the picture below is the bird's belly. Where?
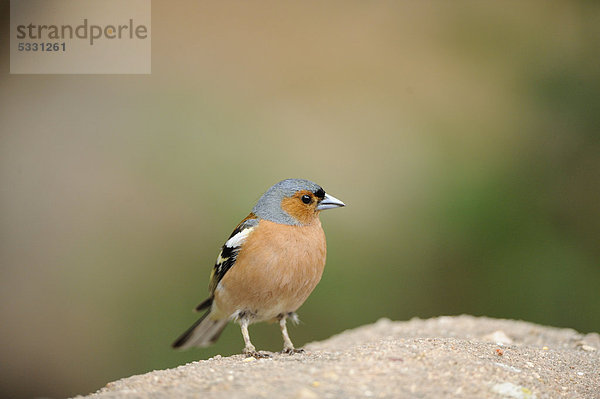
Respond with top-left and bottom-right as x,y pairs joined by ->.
215,220 -> 327,322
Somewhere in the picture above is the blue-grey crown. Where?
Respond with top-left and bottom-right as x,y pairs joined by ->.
252,178 -> 323,225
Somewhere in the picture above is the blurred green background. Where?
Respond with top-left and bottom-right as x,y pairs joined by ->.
1,1 -> 599,398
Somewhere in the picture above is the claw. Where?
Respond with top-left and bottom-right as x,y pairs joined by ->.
243,349 -> 271,358
281,347 -> 305,355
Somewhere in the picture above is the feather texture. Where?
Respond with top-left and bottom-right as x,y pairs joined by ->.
208,214 -> 259,295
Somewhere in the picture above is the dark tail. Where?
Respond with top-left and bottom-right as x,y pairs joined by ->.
195,297 -> 212,312
172,304 -> 228,349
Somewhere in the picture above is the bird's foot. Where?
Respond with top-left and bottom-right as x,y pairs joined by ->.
243,348 -> 271,358
281,347 -> 305,355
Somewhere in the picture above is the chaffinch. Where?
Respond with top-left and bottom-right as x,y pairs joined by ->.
172,178 -> 345,357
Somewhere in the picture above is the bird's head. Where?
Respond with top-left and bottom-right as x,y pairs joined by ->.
252,178 -> 345,226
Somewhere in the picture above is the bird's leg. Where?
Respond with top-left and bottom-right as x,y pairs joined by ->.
240,318 -> 269,358
240,318 -> 255,354
280,316 -> 304,354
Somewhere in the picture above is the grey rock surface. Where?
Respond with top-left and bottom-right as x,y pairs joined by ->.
76,315 -> 600,399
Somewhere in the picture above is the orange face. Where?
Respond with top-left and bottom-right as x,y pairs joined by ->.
280,190 -> 322,225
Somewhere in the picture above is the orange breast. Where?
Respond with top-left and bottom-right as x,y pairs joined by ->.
215,219 -> 327,321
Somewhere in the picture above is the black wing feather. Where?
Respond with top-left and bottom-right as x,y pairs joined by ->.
207,215 -> 259,296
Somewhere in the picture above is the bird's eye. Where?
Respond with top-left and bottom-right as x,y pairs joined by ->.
301,194 -> 312,204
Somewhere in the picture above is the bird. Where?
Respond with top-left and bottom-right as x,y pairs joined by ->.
172,178 -> 345,357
